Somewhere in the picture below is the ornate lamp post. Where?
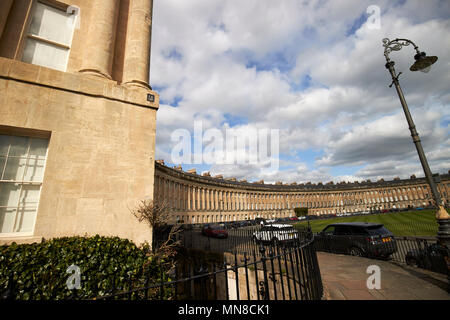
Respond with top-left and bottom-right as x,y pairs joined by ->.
382,38 -> 450,248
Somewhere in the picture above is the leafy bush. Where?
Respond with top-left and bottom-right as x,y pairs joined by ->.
294,207 -> 308,217
0,235 -> 172,300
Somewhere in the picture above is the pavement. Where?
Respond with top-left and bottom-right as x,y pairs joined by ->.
317,252 -> 449,300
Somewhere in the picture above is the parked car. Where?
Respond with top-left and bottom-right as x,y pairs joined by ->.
228,221 -> 240,229
201,224 -> 228,239
254,217 -> 266,225
252,224 -> 298,245
180,224 -> 193,231
314,222 -> 398,259
405,243 -> 448,274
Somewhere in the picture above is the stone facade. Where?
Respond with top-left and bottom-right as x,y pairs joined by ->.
0,0 -> 158,245
155,161 -> 450,224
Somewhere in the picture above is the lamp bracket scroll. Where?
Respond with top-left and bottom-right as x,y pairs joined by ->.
382,38 -> 419,61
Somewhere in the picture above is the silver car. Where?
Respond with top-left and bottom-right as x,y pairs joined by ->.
252,224 -> 298,245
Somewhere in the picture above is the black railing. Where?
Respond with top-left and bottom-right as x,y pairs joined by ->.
390,236 -> 449,275
94,237 -> 323,300
1,227 -> 323,300
179,224 -> 312,256
313,234 -> 449,276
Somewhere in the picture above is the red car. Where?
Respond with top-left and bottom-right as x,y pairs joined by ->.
201,224 -> 228,239
289,216 -> 299,221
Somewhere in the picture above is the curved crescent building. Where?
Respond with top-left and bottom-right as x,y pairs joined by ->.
154,160 -> 450,224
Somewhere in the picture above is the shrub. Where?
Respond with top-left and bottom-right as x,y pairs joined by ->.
0,235 -> 171,300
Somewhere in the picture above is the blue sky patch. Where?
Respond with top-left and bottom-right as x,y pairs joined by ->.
346,12 -> 367,36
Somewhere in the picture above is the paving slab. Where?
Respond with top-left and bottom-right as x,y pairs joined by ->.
317,252 -> 449,300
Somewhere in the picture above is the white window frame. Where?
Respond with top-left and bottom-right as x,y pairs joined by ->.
0,134 -> 49,237
22,0 -> 78,72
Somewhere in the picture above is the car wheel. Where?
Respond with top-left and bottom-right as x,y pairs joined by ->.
406,257 -> 419,267
349,247 -> 363,257
271,238 -> 279,247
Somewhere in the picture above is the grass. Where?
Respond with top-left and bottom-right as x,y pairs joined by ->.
294,209 -> 445,237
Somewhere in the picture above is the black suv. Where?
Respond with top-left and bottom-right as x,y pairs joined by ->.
314,222 -> 397,259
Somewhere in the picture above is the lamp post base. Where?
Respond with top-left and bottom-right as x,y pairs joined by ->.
436,217 -> 450,293
437,218 -> 450,247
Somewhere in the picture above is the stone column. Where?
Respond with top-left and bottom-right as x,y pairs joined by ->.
160,177 -> 164,204
0,0 -> 13,39
121,0 -> 153,89
79,0 -> 120,79
174,182 -> 179,210
202,188 -> 206,211
186,186 -> 190,211
192,187 -> 196,211
216,190 -> 219,211
195,187 -> 199,210
182,184 -> 186,210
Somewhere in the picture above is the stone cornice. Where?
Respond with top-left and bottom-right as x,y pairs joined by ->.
155,162 -> 449,192
0,57 -> 159,110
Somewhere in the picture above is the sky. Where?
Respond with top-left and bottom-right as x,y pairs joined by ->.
150,0 -> 450,185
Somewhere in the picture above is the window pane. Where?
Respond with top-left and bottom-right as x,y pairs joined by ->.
19,185 -> 41,207
24,158 -> 45,182
29,2 -> 74,46
0,157 -> 5,179
0,135 -> 10,156
22,38 -> 69,72
3,157 -> 26,180
0,136 -> 48,235
8,136 -> 28,157
29,138 -> 48,158
15,207 -> 37,233
0,183 -> 21,207
0,207 -> 17,233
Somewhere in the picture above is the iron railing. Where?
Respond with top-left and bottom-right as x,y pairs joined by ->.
390,236 -> 448,275
178,224 -> 312,256
313,234 -> 449,275
1,227 -> 323,300
94,237 -> 323,300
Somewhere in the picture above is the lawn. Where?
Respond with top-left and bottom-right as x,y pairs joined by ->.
294,209 -> 443,236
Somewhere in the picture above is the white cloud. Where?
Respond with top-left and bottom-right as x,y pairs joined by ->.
151,0 -> 450,183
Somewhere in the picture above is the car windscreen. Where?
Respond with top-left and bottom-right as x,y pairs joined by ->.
366,226 -> 392,236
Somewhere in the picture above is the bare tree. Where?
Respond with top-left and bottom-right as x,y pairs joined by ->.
131,199 -> 172,229
131,199 -> 182,259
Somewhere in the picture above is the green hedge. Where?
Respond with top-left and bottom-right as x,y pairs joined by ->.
294,207 -> 308,217
0,235 -> 171,300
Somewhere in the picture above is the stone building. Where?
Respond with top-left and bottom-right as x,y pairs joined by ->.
0,0 -> 159,244
154,161 -> 450,224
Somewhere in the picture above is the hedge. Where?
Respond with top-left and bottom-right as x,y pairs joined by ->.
0,235 -> 172,300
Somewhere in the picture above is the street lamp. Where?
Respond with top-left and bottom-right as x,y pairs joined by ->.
382,37 -> 450,248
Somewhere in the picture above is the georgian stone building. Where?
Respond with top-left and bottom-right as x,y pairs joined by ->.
154,160 -> 450,224
0,0 -> 159,244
